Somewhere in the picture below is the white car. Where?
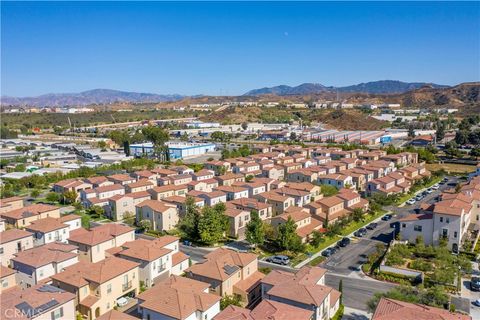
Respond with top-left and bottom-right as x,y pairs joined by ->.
432,184 -> 440,190
426,188 -> 433,194
117,297 -> 129,307
406,199 -> 416,205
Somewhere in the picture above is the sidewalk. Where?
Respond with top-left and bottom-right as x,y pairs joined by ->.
342,306 -> 371,320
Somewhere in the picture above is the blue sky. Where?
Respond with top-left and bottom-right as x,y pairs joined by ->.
1,1 -> 479,96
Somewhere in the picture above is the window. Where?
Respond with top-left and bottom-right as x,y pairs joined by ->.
446,218 -> 450,224
414,225 -> 422,232
2,280 -> 8,288
97,245 -> 100,253
107,284 -> 112,294
83,287 -> 87,295
107,302 -> 110,309
454,231 -> 458,238
51,307 -> 63,320
440,217 -> 443,223
39,269 -> 44,277
0,247 -> 3,254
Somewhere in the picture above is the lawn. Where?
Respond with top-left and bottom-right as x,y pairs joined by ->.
396,176 -> 443,205
340,210 -> 387,237
426,163 -> 477,175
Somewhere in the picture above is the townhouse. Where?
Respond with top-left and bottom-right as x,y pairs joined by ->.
80,184 -> 125,207
400,189 -> 476,252
0,196 -> 24,214
132,170 -> 158,182
229,198 -> 273,221
0,229 -> 34,267
26,217 -> 71,246
163,195 -> 205,215
371,297 -> 471,320
261,165 -> 285,180
137,275 -> 221,320
254,191 -> 295,215
233,163 -> 261,176
53,179 -> 93,196
51,257 -> 140,320
106,191 -> 152,221
11,242 -> 79,287
270,208 -> 323,243
148,184 -> 188,200
124,179 -> 154,193
286,182 -> 323,201
215,299 -> 314,320
84,176 -> 114,188
215,185 -> 249,201
189,190 -> 227,206
186,248 -> 264,307
0,284 -> 76,320
224,206 -> 251,239
135,200 -> 179,232
315,196 -> 348,225
318,173 -> 355,189
232,181 -> 266,197
204,160 -> 231,175
0,265 -> 16,292
159,173 -> 193,186
273,186 -> 311,207
107,174 -> 136,186
192,169 -> 215,181
261,266 -> 341,320
215,173 -> 245,186
109,235 -> 189,287
0,203 -> 61,228
68,224 -> 135,263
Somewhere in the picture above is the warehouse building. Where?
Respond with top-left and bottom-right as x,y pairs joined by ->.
130,142 -> 216,159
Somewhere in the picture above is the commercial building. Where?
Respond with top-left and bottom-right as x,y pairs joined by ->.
129,142 -> 216,159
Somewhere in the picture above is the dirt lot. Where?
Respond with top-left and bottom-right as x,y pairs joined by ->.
426,163 -> 477,175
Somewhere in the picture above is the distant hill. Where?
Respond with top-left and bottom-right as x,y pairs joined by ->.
0,89 -> 184,107
244,80 -> 448,96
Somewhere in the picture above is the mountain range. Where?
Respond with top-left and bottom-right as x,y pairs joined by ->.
0,80 -> 453,107
0,89 -> 184,107
243,80 -> 449,96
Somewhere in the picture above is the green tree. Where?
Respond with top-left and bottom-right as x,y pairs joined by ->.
241,122 -> 248,131
220,294 -> 242,310
198,203 -> 229,245
435,122 -> 445,141
352,208 -> 364,222
139,219 -> 152,232
408,125 -> 415,138
30,189 -> 40,198
63,190 -> 78,204
276,217 -> 304,252
45,192 -> 60,203
87,205 -> 104,219
142,126 -> 170,161
245,210 -> 265,248
179,196 -> 201,241
310,230 -> 325,247
180,132 -> 189,141
97,140 -> 107,150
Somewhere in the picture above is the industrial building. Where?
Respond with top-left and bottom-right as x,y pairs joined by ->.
129,142 -> 216,159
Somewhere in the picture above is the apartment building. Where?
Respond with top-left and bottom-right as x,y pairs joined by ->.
224,206 -> 251,239
318,173 -> 354,189
51,257 -> 139,320
148,184 -> 188,200
107,174 -> 136,186
53,179 -> 93,195
189,190 -> 227,206
84,176 -> 114,188
192,169 -> 215,181
0,229 -> 34,266
215,185 -> 249,201
229,198 -> 273,221
215,173 -> 245,186
254,191 -> 295,215
125,179 -> 154,194
204,160 -> 231,175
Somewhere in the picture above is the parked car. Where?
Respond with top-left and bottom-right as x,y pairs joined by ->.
354,228 -> 367,237
432,184 -> 440,190
322,248 -> 333,257
349,264 -> 362,272
381,214 -> 392,221
339,237 -> 351,247
117,297 -> 129,307
426,188 -> 433,194
406,198 -> 416,205
266,255 -> 290,265
473,299 -> 480,307
471,277 -> 480,291
415,194 -> 423,201
366,222 -> 378,230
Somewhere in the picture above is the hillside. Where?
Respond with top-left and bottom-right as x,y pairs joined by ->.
201,106 -> 388,130
244,80 -> 448,96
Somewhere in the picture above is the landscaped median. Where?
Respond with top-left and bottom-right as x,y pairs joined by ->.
294,209 -> 390,268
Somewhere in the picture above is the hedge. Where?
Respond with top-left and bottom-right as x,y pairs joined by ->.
331,304 -> 344,320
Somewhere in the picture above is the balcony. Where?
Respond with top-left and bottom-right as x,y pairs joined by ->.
122,280 -> 133,292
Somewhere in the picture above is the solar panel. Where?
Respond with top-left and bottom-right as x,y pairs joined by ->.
223,264 -> 239,275
15,299 -> 59,318
37,284 -> 64,293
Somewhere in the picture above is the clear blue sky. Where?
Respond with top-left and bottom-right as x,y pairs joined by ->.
2,1 -> 479,97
